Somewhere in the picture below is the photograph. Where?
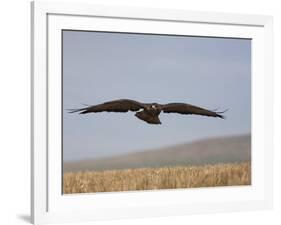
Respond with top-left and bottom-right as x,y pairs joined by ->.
62,30 -> 251,194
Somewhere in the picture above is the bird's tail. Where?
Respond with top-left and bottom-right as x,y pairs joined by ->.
135,111 -> 162,125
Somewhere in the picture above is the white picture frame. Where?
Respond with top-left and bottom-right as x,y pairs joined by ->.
31,1 -> 273,224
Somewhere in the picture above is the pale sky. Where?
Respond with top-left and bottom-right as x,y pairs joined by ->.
63,30 -> 251,161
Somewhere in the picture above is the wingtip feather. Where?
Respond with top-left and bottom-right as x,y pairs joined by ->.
215,108 -> 228,119
66,108 -> 86,114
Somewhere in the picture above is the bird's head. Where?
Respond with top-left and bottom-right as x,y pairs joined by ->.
151,103 -> 159,109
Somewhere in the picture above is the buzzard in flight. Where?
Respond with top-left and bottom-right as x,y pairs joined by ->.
68,99 -> 227,125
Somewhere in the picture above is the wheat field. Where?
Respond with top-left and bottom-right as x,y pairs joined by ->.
63,162 -> 251,194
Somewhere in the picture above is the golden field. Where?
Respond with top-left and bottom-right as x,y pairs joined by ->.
63,162 -> 251,194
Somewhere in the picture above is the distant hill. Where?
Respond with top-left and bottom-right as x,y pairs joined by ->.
64,134 -> 251,172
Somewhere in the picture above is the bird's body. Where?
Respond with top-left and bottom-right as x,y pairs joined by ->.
135,104 -> 162,124
68,99 -> 227,125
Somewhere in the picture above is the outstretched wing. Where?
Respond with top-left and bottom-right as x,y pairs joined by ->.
161,103 -> 226,119
68,99 -> 145,114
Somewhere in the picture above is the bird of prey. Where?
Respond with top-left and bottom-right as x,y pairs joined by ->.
68,99 -> 227,125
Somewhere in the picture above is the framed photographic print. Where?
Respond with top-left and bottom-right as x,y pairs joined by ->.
31,1 -> 273,224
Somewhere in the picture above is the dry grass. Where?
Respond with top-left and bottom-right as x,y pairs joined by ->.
63,162 -> 251,194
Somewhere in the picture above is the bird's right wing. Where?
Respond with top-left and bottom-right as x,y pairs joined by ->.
161,103 -> 226,119
68,99 -> 145,114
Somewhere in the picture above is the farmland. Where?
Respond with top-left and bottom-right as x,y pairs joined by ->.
63,161 -> 251,194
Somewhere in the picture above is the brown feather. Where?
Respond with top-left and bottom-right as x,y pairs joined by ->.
135,110 -> 161,124
161,103 -> 225,119
68,99 -> 145,114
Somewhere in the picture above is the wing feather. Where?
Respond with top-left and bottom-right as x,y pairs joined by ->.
161,103 -> 226,119
68,99 -> 145,114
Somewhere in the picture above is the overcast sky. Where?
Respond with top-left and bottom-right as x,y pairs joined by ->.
63,30 -> 251,162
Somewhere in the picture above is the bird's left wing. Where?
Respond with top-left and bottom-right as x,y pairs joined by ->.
68,99 -> 145,114
161,103 -> 226,119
